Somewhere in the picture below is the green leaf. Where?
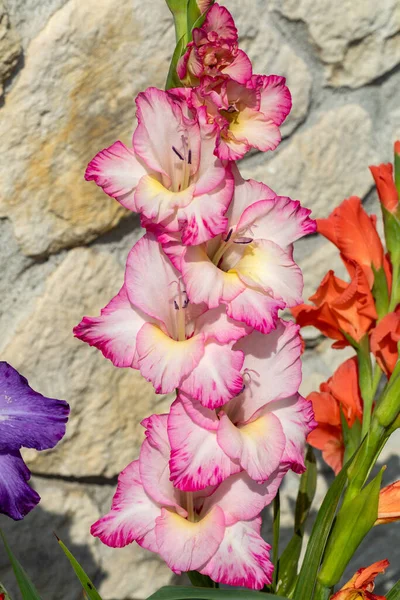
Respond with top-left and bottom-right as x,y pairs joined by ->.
278,446 -> 317,597
165,34 -> 186,90
293,455 -> 352,600
56,535 -> 102,600
388,578 -> 400,600
0,530 -> 42,600
147,586 -> 288,600
318,468 -> 384,587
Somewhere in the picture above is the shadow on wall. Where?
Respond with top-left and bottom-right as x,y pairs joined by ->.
0,503 -> 105,600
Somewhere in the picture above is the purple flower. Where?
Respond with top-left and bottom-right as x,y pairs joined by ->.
0,362 -> 69,520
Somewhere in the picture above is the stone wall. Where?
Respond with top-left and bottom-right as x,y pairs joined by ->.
0,0 -> 399,598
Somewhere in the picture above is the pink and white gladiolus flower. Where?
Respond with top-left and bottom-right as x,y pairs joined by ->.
74,234 -> 249,408
92,413 -> 285,590
188,74 -> 292,160
166,168 -> 316,334
85,87 -> 234,245
168,320 -> 316,491
177,3 -> 252,86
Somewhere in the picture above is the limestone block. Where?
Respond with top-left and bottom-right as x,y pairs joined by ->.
1,244 -> 172,477
272,0 -> 400,87
229,0 -> 312,135
240,105 -> 378,219
0,0 -> 21,96
0,0 -> 174,256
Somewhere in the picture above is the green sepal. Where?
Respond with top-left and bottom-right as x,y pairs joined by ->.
147,586 -> 288,600
165,34 -> 186,90
394,144 -> 400,199
318,468 -> 384,587
340,408 -> 361,464
165,0 -> 189,44
186,0 -> 215,40
374,359 -> 400,428
382,205 -> 400,265
278,447 -> 317,597
372,264 -> 390,319
56,535 -> 103,600
0,530 -> 42,600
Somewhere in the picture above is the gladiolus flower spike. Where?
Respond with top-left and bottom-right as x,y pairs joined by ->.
77,1 -> 317,590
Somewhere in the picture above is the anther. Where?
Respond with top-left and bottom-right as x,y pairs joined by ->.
224,228 -> 233,242
188,150 -> 192,165
234,236 -> 253,244
227,105 -> 237,113
174,300 -> 179,310
172,146 -> 184,161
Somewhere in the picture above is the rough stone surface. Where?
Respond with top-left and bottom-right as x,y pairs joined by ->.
1,242 -> 173,478
0,478 -> 175,600
0,0 -> 399,597
272,0 -> 400,87
240,105 -> 378,219
229,0 -> 312,136
0,0 -> 174,256
0,0 -> 21,96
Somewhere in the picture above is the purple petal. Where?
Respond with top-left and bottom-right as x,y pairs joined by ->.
0,450 -> 40,520
0,362 -> 70,452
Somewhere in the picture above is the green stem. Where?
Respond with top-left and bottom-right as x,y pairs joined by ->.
389,261 -> 400,312
165,0 -> 188,44
357,336 -> 374,439
272,491 -> 280,590
313,579 -> 331,600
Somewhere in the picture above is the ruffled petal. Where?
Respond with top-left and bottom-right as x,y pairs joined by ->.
0,362 -> 69,452
229,108 -> 281,153
91,460 -> 160,551
73,286 -> 146,368
193,305 -> 251,344
201,468 -> 286,526
222,50 -> 252,84
180,341 -> 244,408
125,233 -> 181,333
133,87 -> 200,181
234,239 -> 303,307
217,411 -> 285,481
139,414 -> 184,513
236,197 -> 315,249
155,506 -> 225,574
226,286 -> 284,334
270,395 -> 316,473
168,397 -> 240,491
258,74 -> 292,126
0,450 -> 40,520
200,518 -> 273,590
229,321 -> 302,423
84,141 -> 147,211
136,323 -> 204,394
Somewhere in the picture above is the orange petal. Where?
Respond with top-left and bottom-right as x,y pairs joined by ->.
370,308 -> 400,377
376,481 -> 400,525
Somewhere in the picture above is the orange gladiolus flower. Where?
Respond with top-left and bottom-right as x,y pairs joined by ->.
376,481 -> 400,525
317,196 -> 385,287
370,308 -> 400,377
370,142 -> 399,215
292,264 -> 377,349
330,559 -> 389,600
307,357 -> 362,474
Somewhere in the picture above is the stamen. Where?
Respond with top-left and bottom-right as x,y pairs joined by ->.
227,105 -> 237,113
172,146 -> 184,161
188,150 -> 192,165
224,228 -> 233,242
234,236 -> 253,244
174,300 -> 179,310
